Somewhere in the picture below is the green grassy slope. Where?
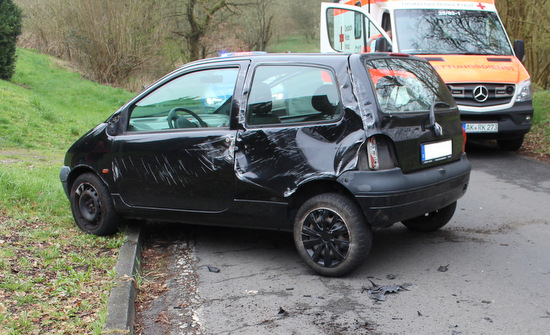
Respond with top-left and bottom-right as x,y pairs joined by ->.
1,49 -> 134,150
267,34 -> 320,53
531,89 -> 550,154
1,49 -> 135,220
0,49 -> 132,334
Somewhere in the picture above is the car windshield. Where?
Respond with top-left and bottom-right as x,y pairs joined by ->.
394,9 -> 512,55
364,57 -> 455,114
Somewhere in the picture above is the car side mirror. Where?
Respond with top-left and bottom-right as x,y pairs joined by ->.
107,114 -> 121,136
514,39 -> 525,62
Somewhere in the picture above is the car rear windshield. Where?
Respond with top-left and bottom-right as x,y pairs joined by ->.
363,57 -> 455,114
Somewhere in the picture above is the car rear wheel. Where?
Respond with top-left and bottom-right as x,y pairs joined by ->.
70,173 -> 120,236
401,201 -> 457,232
293,193 -> 372,277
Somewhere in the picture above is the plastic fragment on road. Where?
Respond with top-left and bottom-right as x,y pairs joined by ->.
278,307 -> 289,317
361,280 -> 412,302
207,265 -> 220,273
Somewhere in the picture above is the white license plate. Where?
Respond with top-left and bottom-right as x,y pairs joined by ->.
421,139 -> 452,164
463,123 -> 498,133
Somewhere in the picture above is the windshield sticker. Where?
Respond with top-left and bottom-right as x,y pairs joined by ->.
438,10 -> 460,16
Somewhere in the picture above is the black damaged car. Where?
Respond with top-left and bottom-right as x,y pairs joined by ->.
60,53 -> 471,276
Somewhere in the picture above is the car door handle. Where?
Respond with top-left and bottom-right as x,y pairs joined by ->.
223,135 -> 241,151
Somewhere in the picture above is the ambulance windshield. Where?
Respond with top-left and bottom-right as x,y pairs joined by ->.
394,9 -> 513,55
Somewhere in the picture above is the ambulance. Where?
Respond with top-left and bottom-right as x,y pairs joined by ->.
321,0 -> 533,150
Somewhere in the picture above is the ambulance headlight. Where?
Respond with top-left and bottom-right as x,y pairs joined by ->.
516,79 -> 532,102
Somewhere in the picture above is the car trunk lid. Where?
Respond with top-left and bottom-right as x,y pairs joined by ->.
361,55 -> 464,173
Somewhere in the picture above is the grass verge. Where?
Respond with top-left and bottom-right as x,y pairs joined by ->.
527,90 -> 550,156
0,49 -> 134,334
267,34 -> 320,53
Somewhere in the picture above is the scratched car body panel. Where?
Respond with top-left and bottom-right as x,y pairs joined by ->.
61,53 -> 471,276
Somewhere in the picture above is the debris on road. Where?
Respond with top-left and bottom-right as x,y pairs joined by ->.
207,265 -> 220,273
438,264 -> 450,272
361,280 -> 412,302
278,307 -> 289,317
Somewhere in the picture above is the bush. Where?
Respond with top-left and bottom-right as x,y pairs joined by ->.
16,0 -> 170,90
0,0 -> 22,81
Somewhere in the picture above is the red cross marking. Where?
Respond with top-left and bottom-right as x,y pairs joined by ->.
477,2 -> 486,10
340,27 -> 344,48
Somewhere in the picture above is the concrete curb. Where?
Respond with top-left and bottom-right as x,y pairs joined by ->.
103,225 -> 142,334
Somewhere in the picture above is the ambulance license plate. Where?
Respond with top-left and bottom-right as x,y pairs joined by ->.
421,140 -> 452,164
463,123 -> 498,133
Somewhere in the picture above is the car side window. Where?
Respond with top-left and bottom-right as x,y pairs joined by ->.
128,68 -> 239,131
247,65 -> 341,126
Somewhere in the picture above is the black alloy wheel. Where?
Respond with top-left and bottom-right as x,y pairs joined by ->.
301,208 -> 350,268
294,193 -> 372,277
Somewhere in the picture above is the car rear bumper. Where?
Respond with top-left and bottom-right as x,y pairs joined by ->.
337,154 -> 471,227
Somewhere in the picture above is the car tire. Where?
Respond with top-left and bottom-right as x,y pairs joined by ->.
70,173 -> 120,236
497,135 -> 524,151
293,193 -> 372,277
401,201 -> 457,232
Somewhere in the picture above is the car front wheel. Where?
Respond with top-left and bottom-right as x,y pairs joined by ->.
401,201 -> 457,232
70,173 -> 120,236
293,193 -> 372,277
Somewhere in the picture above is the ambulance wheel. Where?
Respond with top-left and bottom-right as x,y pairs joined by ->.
497,135 -> 524,151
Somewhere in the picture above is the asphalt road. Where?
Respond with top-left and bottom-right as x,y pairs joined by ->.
135,142 -> 550,335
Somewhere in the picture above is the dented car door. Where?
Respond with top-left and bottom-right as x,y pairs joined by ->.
234,60 -> 365,201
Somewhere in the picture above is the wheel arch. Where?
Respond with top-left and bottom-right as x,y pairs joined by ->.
67,166 -> 108,195
287,178 -> 366,224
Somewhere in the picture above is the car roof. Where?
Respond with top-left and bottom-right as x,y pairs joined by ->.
180,52 -> 428,69
181,53 -> 352,67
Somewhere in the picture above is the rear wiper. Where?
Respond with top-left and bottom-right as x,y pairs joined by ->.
425,101 -> 450,136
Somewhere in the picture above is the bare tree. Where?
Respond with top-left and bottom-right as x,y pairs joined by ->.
289,0 -> 322,43
238,0 -> 275,51
497,0 -> 550,86
169,0 -> 230,62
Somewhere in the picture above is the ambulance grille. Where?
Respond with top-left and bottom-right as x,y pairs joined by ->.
447,83 -> 515,107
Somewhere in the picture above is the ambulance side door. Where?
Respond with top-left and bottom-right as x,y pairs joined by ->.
320,3 -> 392,54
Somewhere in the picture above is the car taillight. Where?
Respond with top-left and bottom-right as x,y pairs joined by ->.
462,126 -> 467,153
367,137 -> 379,170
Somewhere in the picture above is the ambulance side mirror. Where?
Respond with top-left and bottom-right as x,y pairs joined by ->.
514,39 -> 525,62
375,37 -> 392,52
